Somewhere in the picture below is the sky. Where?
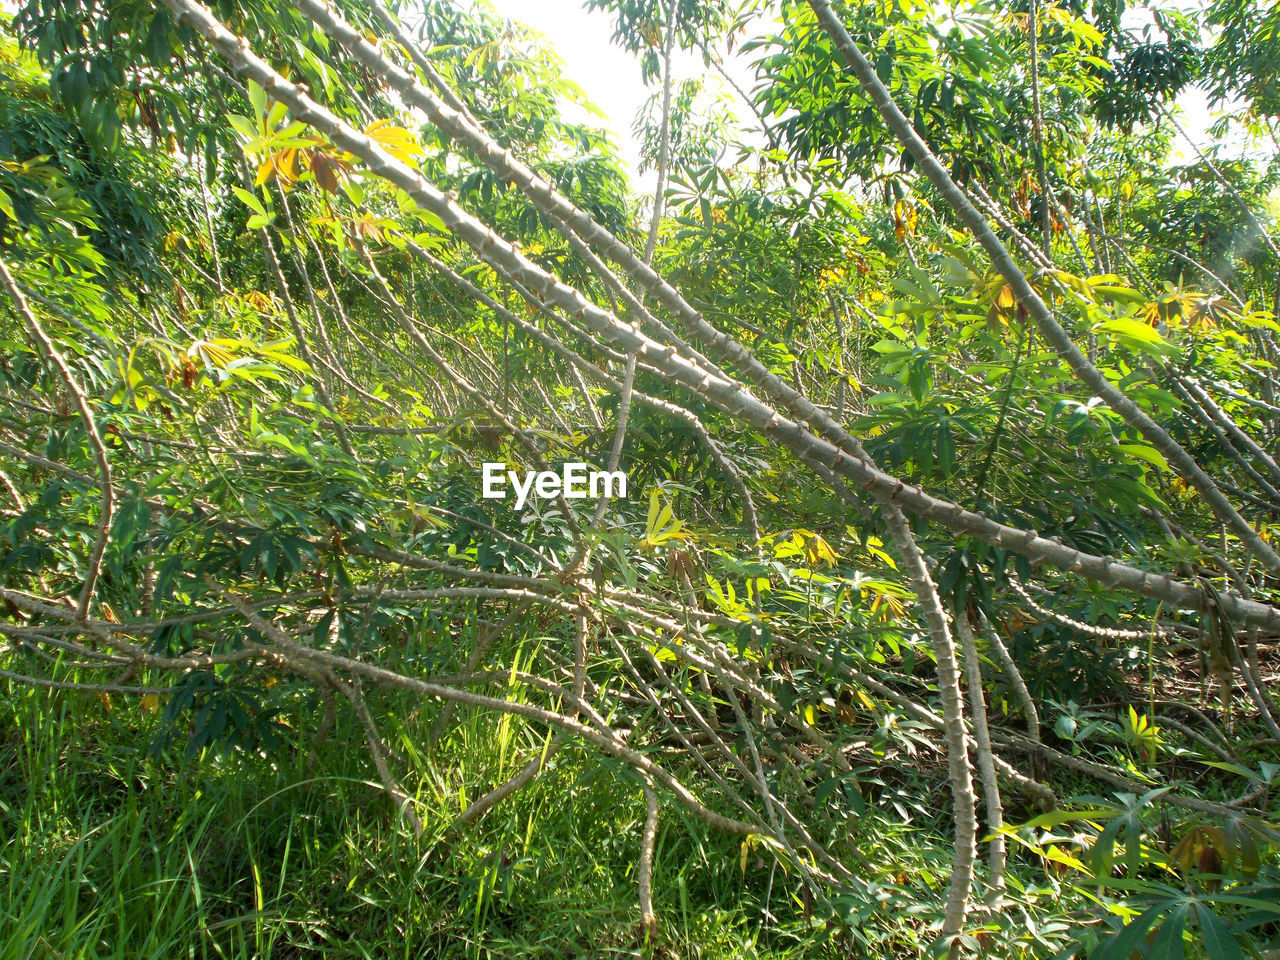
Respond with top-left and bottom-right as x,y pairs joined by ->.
483,0 -> 752,192
481,0 -> 1237,185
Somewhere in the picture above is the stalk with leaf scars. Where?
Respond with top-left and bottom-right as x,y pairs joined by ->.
956,607 -> 1006,900
145,25 -> 1280,918
133,7 -> 1280,940
805,0 -> 1280,577
289,0 -> 1280,628
182,0 -> 1280,621
879,506 -> 976,942
638,784 -> 660,939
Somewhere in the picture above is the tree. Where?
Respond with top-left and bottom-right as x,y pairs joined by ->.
2,0 -> 1279,956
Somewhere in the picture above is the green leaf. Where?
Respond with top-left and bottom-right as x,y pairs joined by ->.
1193,759 -> 1262,781
1089,282 -> 1149,305
232,187 -> 266,216
247,80 -> 267,119
1116,443 -> 1169,472
1149,903 -> 1187,960
266,100 -> 289,130
1094,317 -> 1178,357
1193,902 -> 1244,960
1016,808 -> 1115,830
226,113 -> 259,143
1092,902 -> 1169,960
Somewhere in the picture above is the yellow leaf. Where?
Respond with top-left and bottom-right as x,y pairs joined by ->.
363,119 -> 424,165
893,199 -> 917,240
254,154 -> 275,186
1043,844 -> 1089,873
801,531 -> 838,567
278,147 -> 300,186
641,489 -> 689,548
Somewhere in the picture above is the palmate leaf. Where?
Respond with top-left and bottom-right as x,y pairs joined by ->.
799,530 -> 838,567
641,489 -> 688,548
1148,903 -> 1188,960
1091,901 -> 1170,960
768,528 -> 839,567
704,574 -> 751,620
850,530 -> 897,569
1193,902 -> 1244,960
189,338 -> 236,369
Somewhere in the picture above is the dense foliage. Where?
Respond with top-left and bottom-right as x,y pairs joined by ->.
1,0 -> 1279,957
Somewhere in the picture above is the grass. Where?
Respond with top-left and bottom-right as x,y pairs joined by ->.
0,677 -> 836,960
9,647 -> 1273,959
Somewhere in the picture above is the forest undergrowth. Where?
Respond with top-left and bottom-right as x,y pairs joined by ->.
2,0 -> 1280,956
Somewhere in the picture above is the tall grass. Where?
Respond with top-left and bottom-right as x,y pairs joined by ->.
0,675 -> 832,959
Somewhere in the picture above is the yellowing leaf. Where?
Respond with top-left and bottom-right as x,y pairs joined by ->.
853,532 -> 897,570
893,199 -> 917,240
255,147 -> 304,189
641,489 -> 689,548
363,119 -> 424,166
866,586 -> 907,621
801,531 -> 837,567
